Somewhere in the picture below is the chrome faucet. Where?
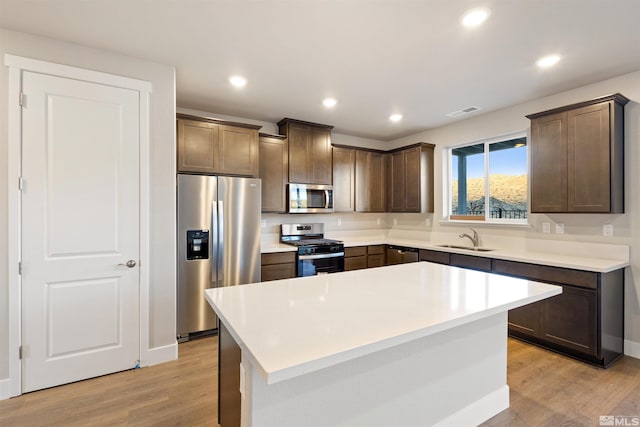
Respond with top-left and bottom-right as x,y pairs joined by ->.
459,228 -> 479,248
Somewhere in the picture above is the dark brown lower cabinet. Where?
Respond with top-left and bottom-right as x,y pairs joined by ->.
492,259 -> 623,367
386,245 -> 419,265
367,245 -> 386,268
419,249 -> 450,265
540,286 -> 597,356
261,252 -> 296,281
345,246 -> 368,271
450,253 -> 492,272
346,245 -> 386,270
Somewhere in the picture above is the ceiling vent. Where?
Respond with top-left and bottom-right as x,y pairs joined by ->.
446,106 -> 481,118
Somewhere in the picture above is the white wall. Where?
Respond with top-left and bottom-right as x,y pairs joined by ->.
388,70 -> 640,347
0,28 -> 177,389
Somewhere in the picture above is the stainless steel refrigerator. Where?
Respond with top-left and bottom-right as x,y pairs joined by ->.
177,174 -> 261,340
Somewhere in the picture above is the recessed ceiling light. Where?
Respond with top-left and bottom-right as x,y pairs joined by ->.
461,7 -> 490,28
389,114 -> 403,122
536,55 -> 561,68
229,75 -> 247,87
323,98 -> 337,108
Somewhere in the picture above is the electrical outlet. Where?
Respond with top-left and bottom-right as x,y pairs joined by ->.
603,224 -> 613,237
425,218 -> 431,227
555,223 -> 564,234
376,218 -> 381,226
261,219 -> 267,228
337,217 -> 342,226
542,222 -> 551,233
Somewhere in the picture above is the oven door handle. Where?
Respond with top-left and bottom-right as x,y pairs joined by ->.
299,252 -> 345,260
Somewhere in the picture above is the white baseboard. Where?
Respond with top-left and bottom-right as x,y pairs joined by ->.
0,378 -> 12,401
624,339 -> 640,359
434,385 -> 510,427
141,341 -> 178,367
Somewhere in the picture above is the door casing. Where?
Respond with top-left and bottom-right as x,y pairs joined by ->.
5,54 -> 151,397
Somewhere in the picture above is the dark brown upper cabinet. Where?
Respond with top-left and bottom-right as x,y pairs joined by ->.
278,118 -> 333,185
386,143 -> 434,213
259,133 -> 288,213
332,146 -> 356,212
527,94 -> 628,213
177,114 -> 260,177
356,150 -> 386,212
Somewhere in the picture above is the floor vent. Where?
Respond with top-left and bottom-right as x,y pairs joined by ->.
446,106 -> 481,118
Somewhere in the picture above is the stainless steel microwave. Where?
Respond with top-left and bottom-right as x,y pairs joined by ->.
288,184 -> 334,213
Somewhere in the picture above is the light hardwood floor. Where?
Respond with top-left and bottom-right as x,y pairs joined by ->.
1,337 -> 639,426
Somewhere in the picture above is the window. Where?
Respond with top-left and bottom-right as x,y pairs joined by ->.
447,133 -> 527,223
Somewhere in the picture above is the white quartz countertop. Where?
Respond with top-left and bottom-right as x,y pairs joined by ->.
205,262 -> 561,385
384,239 -> 629,273
262,237 -> 629,272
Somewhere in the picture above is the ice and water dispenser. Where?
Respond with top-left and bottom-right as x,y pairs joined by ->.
186,230 -> 209,260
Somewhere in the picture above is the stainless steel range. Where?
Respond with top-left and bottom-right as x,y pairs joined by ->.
280,223 -> 345,276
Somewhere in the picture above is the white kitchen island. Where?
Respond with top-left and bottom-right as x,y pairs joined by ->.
205,262 -> 561,427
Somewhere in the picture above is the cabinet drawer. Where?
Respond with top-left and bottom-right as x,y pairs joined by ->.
367,245 -> 385,255
261,251 -> 296,266
261,263 -> 296,282
345,256 -> 367,271
493,259 -> 597,289
345,246 -> 367,257
450,254 -> 492,272
367,254 -> 385,268
419,249 -> 450,265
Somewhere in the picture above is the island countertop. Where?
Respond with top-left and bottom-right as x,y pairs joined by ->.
204,262 -> 561,385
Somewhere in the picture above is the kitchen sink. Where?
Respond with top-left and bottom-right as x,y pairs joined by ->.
436,244 -> 494,252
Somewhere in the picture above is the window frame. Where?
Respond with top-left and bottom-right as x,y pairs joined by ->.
444,131 -> 529,225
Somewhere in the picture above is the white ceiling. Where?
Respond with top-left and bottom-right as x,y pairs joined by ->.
2,0 -> 640,141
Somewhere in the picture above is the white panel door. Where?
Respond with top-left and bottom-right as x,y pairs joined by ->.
21,71 -> 140,393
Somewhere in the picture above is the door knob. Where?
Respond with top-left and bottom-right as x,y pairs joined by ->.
118,260 -> 137,268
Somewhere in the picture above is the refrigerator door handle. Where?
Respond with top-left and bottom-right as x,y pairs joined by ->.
218,200 -> 224,286
212,200 -> 218,285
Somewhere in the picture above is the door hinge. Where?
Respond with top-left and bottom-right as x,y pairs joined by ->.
18,262 -> 22,275
19,92 -> 25,107
18,177 -> 25,192
19,346 -> 22,360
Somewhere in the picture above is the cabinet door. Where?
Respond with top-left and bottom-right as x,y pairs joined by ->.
403,146 -> 421,212
388,151 -> 405,211
310,127 -> 333,184
540,286 -> 598,357
367,254 -> 385,268
567,102 -> 611,212
332,147 -> 355,212
369,152 -> 387,212
356,151 -> 386,212
530,112 -> 567,212
217,125 -> 258,177
288,123 -> 311,183
355,150 -> 370,212
177,118 -> 218,173
508,303 -> 540,337
259,135 -> 288,212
